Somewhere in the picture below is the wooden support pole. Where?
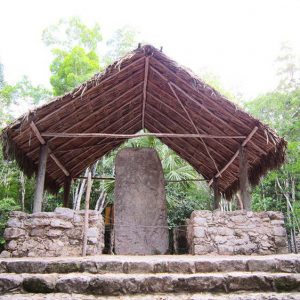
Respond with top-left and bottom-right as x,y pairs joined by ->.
239,146 -> 251,210
213,177 -> 220,210
82,169 -> 92,256
30,122 -> 70,176
33,144 -> 48,213
208,126 -> 258,187
63,176 -> 72,208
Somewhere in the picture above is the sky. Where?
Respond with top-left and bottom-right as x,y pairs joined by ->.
1,0 -> 300,101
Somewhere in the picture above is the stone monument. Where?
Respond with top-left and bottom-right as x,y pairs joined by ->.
114,148 -> 169,254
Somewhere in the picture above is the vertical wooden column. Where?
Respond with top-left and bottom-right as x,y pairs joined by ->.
213,177 -> 220,210
33,144 -> 48,213
82,169 -> 92,256
239,145 -> 251,210
63,176 -> 72,208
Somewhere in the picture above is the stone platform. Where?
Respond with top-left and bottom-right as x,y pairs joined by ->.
0,254 -> 299,299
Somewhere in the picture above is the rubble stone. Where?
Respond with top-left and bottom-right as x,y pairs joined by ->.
0,208 -> 104,258
187,210 -> 288,255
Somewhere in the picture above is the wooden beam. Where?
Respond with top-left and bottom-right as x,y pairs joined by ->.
30,122 -> 70,176
208,126 -> 258,186
142,57 -> 150,129
13,57 -> 145,146
239,146 -> 251,210
168,82 -> 220,174
33,144 -> 48,213
41,132 -> 246,139
63,176 -> 72,208
150,66 -> 267,156
74,176 -> 207,183
213,177 -> 220,210
147,90 -> 236,157
75,176 -> 115,180
28,83 -> 143,156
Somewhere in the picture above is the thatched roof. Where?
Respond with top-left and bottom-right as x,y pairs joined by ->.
2,45 -> 286,197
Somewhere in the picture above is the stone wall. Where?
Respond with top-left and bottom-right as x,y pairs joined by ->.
187,210 -> 288,255
0,208 -> 104,258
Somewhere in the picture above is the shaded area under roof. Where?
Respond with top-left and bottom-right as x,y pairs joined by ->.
1,45 -> 287,197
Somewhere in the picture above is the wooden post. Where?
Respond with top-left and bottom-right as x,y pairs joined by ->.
63,176 -> 72,208
239,145 -> 251,210
213,177 -> 220,210
33,144 -> 48,213
82,169 -> 92,256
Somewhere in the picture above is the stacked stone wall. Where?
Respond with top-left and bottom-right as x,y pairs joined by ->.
187,210 -> 288,255
1,208 -> 104,258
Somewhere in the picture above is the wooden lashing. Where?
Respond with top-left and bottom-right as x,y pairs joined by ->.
142,56 -> 150,129
239,145 -> 251,210
30,122 -> 70,177
82,169 -> 92,256
213,177 -> 220,210
63,176 -> 72,208
33,144 -> 48,213
208,126 -> 258,187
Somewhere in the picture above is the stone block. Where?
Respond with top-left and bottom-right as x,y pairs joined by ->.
50,219 -> 73,229
194,227 -> 206,238
4,228 -> 26,239
47,229 -> 63,237
273,226 -> 287,237
87,227 -> 99,238
30,228 -> 45,237
7,218 -> 23,228
54,207 -> 74,220
24,218 -> 50,227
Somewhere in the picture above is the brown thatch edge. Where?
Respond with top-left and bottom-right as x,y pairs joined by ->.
224,138 -> 287,199
1,131 -> 60,194
0,44 -> 288,197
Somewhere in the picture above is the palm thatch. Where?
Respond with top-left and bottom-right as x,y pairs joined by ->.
1,44 -> 287,197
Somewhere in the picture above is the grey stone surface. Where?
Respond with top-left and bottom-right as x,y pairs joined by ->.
114,148 -> 169,255
0,208 -> 104,258
187,210 -> 288,255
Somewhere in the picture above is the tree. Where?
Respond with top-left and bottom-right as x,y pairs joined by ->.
49,47 -> 100,95
276,41 -> 300,92
43,17 -> 102,96
104,26 -> 140,66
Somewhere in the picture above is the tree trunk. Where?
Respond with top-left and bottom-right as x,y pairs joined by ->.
239,146 -> 251,210
20,171 -> 25,212
33,144 -> 48,213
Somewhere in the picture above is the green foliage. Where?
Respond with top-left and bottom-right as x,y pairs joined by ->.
43,17 -> 102,96
0,198 -> 20,249
104,26 -> 139,65
276,41 -> 300,92
50,46 -> 100,95
42,17 -> 102,52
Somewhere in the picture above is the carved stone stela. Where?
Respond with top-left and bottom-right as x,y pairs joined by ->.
114,148 -> 169,255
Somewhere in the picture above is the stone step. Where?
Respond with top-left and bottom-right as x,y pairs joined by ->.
1,292 -> 300,300
1,254 -> 299,275
0,272 -> 300,295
